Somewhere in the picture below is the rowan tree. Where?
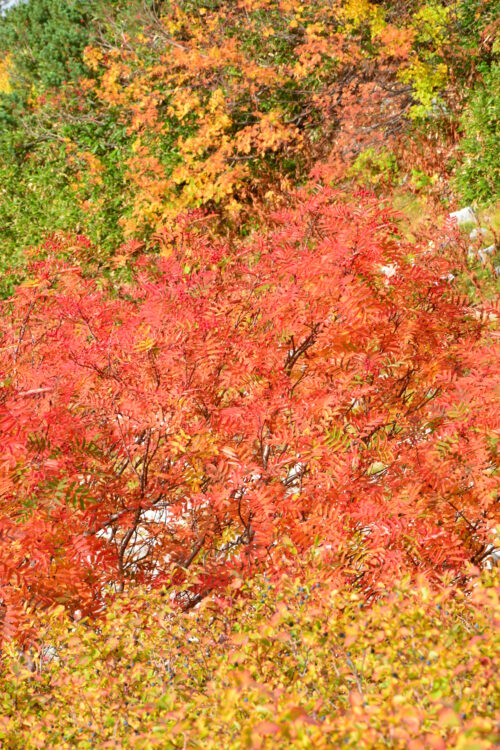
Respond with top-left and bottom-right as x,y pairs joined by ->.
0,188 -> 498,638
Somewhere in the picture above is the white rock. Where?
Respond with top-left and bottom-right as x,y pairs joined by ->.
380,264 -> 397,278
469,227 -> 488,240
479,245 -> 495,262
0,0 -> 25,12
449,207 -> 477,226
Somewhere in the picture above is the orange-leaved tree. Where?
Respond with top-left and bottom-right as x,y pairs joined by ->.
0,188 -> 498,638
28,0 -> 488,240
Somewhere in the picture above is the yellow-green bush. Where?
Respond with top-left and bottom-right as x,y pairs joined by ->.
1,567 -> 498,749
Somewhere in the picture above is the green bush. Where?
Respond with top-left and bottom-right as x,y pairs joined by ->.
0,0 -> 129,288
0,0 -> 93,90
455,62 -> 500,206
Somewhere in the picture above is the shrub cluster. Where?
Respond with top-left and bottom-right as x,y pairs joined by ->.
1,568 -> 498,749
0,3 -> 498,746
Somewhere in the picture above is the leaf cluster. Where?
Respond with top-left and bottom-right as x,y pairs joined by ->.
0,569 -> 498,748
0,189 -> 498,637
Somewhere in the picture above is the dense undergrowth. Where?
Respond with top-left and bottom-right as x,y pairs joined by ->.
1,568 -> 499,749
0,1 -> 499,747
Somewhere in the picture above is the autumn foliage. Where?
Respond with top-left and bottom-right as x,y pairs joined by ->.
0,1 -> 498,745
1,568 -> 499,749
2,0 -> 495,259
1,188 -> 498,638
70,0 -> 495,231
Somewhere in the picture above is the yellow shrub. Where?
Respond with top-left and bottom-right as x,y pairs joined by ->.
0,54 -> 11,94
0,568 -> 498,749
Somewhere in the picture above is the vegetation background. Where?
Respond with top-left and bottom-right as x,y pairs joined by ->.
0,1 -> 498,748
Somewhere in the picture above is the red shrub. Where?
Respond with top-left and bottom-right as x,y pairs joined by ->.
0,189 -> 498,637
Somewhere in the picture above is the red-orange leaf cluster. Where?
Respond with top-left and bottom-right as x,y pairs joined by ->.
0,189 -> 498,637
